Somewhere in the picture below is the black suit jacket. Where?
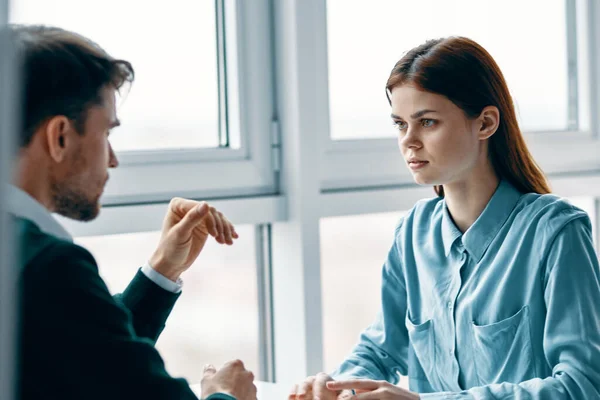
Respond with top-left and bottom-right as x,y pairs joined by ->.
16,216 -> 204,399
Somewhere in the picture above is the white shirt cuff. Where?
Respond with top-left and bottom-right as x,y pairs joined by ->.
141,262 -> 183,293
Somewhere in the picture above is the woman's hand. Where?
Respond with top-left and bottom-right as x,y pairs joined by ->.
289,373 -> 353,400
326,379 -> 419,400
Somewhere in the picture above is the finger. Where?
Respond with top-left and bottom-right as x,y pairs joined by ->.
353,388 -> 387,400
169,197 -> 201,218
202,363 -> 217,378
221,214 -> 234,245
289,384 -> 299,400
246,370 -> 255,382
210,207 -> 225,243
230,222 -> 239,239
202,209 -> 218,237
338,390 -> 355,400
313,373 -> 334,399
326,380 -> 381,391
298,377 -> 315,400
223,359 -> 245,370
175,203 -> 210,236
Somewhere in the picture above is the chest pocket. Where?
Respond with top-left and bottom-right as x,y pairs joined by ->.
471,305 -> 536,385
405,314 -> 435,382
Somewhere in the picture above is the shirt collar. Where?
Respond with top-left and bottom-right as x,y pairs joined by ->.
441,180 -> 522,262
3,185 -> 72,242
441,203 -> 463,257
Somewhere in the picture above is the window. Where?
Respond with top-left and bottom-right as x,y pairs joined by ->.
9,0 -> 238,152
320,0 -> 599,193
326,0 -> 570,140
9,0 -> 275,206
76,225 -> 259,384
320,211 -> 408,388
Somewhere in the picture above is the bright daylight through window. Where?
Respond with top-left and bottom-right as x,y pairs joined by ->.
327,0 -> 569,140
10,0 -> 229,151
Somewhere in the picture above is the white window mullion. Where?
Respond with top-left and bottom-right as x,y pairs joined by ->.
566,0 -> 579,131
270,0 -> 328,384
255,224 -> 276,383
585,0 -> 600,138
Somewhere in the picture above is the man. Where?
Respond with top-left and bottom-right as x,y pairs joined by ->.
6,24 -> 257,400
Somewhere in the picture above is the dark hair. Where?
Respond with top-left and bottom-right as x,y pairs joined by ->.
386,37 -> 551,196
10,24 -> 134,147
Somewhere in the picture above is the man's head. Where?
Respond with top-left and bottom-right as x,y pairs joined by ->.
11,25 -> 134,221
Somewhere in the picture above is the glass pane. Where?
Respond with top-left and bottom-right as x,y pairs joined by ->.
10,0 -> 228,151
76,226 -> 259,384
320,211 -> 409,388
327,0 -> 568,140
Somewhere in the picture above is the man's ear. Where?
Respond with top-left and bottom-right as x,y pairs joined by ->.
477,106 -> 500,140
44,116 -> 72,163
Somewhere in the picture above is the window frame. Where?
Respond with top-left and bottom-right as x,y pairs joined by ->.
318,0 -> 600,192
94,0 -> 277,206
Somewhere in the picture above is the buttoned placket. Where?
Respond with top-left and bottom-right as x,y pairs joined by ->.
439,240 -> 469,391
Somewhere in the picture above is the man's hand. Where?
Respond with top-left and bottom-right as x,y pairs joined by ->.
201,360 -> 257,400
326,379 -> 419,400
289,373 -> 353,400
149,198 -> 238,281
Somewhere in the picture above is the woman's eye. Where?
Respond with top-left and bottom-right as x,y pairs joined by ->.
393,121 -> 407,130
421,119 -> 435,127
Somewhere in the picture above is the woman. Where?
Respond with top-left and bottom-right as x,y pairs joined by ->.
291,37 -> 600,399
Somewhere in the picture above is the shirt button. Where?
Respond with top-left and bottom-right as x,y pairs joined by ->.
449,349 -> 454,355
447,301 -> 453,309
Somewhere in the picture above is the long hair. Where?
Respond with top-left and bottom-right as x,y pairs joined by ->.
386,37 -> 550,196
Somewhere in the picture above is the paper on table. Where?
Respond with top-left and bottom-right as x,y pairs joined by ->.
190,381 -> 289,400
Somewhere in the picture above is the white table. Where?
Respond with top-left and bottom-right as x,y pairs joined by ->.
191,381 -> 289,400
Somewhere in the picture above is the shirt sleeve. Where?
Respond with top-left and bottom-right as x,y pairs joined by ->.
141,262 -> 183,293
420,217 -> 600,399
331,222 -> 410,384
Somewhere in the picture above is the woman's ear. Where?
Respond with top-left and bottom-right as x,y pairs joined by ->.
477,106 -> 500,140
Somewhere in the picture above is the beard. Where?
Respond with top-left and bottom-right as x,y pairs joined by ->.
51,179 -> 101,222
50,156 -> 104,222
49,146 -> 108,222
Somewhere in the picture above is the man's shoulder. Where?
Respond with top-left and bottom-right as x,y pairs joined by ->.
15,216 -> 96,276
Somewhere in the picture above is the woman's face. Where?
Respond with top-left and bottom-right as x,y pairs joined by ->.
390,84 -> 487,186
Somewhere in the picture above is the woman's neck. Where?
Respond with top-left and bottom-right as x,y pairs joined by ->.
443,168 -> 500,234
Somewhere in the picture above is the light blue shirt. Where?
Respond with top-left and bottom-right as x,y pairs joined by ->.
4,185 -> 182,293
333,180 -> 600,399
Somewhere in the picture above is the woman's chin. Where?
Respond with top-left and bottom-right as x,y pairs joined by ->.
410,169 -> 445,186
412,175 -> 435,185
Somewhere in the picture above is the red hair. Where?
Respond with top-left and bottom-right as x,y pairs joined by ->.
386,37 -> 550,196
